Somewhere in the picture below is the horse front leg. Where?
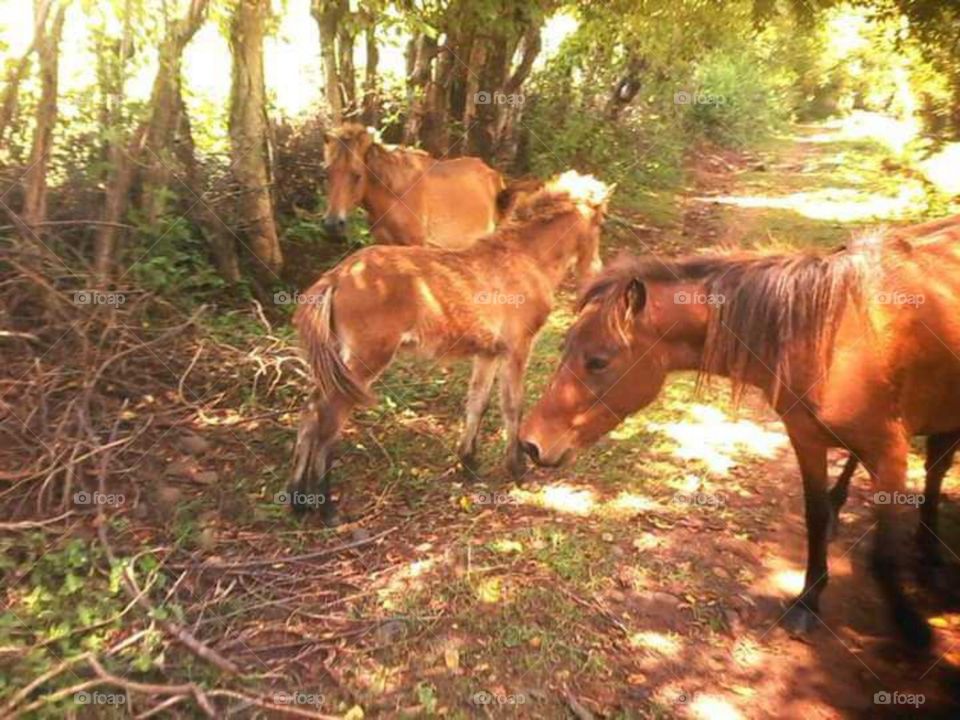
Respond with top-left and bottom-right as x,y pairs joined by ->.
289,390 -> 354,525
869,432 -> 932,650
498,346 -> 530,480
457,355 -> 500,477
782,436 -> 831,636
917,431 -> 960,576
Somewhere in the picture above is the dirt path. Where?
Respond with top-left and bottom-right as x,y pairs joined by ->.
601,125 -> 960,719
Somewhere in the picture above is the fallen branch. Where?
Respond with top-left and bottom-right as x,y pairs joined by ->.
185,525 -> 398,570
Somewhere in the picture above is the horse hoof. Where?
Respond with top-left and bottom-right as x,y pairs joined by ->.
895,607 -> 932,651
781,605 -> 817,636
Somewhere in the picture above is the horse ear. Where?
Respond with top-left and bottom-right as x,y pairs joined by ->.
624,278 -> 646,318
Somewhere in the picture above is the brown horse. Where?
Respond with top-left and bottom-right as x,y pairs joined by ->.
291,171 -> 612,522
520,219 -> 960,650
323,124 -> 525,248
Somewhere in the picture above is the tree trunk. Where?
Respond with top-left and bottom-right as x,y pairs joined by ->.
606,56 -> 647,120
336,4 -> 356,116
140,0 -> 210,223
0,0 -> 51,145
21,0 -> 66,231
229,0 -> 282,276
94,0 -> 207,279
172,85 -> 240,283
404,34 -> 437,146
313,0 -> 343,123
361,21 -> 378,126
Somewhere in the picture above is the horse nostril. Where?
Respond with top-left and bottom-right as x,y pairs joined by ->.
520,440 -> 540,464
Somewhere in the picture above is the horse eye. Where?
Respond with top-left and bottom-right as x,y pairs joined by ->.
585,356 -> 609,373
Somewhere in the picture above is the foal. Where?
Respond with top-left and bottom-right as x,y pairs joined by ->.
323,124 -> 507,248
292,171 -> 611,521
521,221 -> 960,650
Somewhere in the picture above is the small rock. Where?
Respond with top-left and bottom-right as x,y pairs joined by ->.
164,459 -> 192,477
178,433 -> 210,455
351,528 -> 372,543
601,532 -> 615,543
193,470 -> 219,485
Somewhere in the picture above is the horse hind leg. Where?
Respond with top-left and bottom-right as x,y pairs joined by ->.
457,355 -> 499,477
289,391 -> 354,524
917,431 -> 960,576
826,453 -> 858,541
868,435 -> 932,650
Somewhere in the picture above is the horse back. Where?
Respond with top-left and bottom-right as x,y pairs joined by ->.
416,158 -> 503,248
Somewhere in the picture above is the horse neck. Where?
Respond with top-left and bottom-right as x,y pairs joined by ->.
505,215 -> 583,286
364,148 -> 425,202
654,277 -> 811,400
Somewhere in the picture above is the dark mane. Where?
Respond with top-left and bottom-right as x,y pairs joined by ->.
581,244 -> 875,397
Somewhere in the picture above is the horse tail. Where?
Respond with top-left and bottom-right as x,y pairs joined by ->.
294,280 -> 370,404
495,177 -> 546,219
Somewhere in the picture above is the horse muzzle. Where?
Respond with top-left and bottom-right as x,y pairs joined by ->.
323,216 -> 348,239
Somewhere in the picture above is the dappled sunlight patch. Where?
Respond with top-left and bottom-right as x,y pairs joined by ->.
649,404 -> 787,475
628,630 -> 682,657
604,491 -> 660,517
514,483 -> 597,515
609,413 -> 654,443
689,694 -> 745,720
801,111 -> 920,155
919,143 -> 960,195
702,184 -> 926,223
379,556 -> 439,608
771,568 -> 805,596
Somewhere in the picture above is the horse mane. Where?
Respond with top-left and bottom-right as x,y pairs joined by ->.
326,123 -> 432,189
498,171 -> 612,232
580,240 -> 879,397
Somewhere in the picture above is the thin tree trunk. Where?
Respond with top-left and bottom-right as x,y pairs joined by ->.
313,0 -> 343,123
0,0 -> 51,145
94,0 -> 207,279
404,34 -> 436,146
172,85 -> 240,283
21,0 -> 66,231
361,21 -> 379,126
140,0 -> 210,223
229,0 -> 282,275
336,2 -> 356,116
